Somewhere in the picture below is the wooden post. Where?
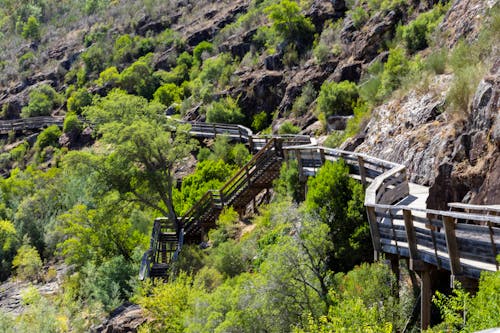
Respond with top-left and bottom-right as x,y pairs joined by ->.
403,209 -> 425,271
421,269 -> 432,330
443,216 -> 462,284
319,148 -> 325,165
296,150 -> 304,182
366,206 -> 382,260
357,156 -> 367,188
388,254 -> 400,291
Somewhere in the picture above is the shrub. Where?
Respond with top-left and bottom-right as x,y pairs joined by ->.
252,111 -> 268,132
18,51 -> 35,71
35,125 -> 61,151
21,85 -> 63,118
63,113 -> 82,134
264,0 -> 315,47
67,88 -> 92,114
206,96 -> 244,124
425,48 -> 447,74
21,16 -> 40,41
377,47 -> 409,98
292,82 -> 317,116
193,41 -> 214,64
12,243 -> 42,281
317,80 -> 359,117
96,66 -> 120,87
153,83 -> 183,107
397,3 -> 449,54
118,55 -> 158,99
350,6 -> 369,29
113,34 -> 134,64
447,66 -> 481,115
81,43 -> 109,74
278,121 -> 300,134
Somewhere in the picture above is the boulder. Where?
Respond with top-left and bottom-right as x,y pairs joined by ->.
92,303 -> 148,333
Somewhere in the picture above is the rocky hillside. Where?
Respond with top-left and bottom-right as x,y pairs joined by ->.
0,0 -> 498,208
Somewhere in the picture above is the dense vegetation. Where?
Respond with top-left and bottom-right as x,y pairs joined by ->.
0,0 -> 499,331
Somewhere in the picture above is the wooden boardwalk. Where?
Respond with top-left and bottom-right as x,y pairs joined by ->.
8,116 -> 497,328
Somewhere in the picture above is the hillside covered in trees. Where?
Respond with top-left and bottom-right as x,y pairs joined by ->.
0,0 -> 499,332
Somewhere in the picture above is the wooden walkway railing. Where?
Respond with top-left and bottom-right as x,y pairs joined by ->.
0,117 -> 64,133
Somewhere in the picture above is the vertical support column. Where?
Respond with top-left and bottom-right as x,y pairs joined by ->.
296,150 -> 304,182
357,156 -> 367,188
366,206 -> 381,261
421,269 -> 432,330
388,254 -> 400,291
403,209 -> 424,271
443,216 -> 463,285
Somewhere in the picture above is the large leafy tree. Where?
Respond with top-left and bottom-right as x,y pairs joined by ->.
82,89 -> 197,223
305,159 -> 371,271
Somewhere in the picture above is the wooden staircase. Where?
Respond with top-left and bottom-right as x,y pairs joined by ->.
180,138 -> 284,242
140,138 -> 284,280
139,217 -> 183,280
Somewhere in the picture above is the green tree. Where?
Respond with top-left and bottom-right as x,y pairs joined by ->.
21,85 -> 63,118
317,80 -> 359,117
305,159 -> 370,271
35,125 -> 61,151
82,90 -> 196,222
119,55 -> 158,99
12,242 -> 42,281
21,16 -> 40,41
153,83 -> 183,107
264,0 -> 315,46
67,88 -> 92,114
193,41 -> 214,64
206,96 -> 244,124
377,47 -> 409,98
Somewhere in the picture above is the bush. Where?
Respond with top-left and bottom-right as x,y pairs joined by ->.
278,121 -> 300,134
67,88 -> 92,114
317,80 -> 359,117
292,82 -> 317,116
118,55 -> 158,99
447,66 -> 481,115
193,41 -> 214,64
264,0 -> 315,47
63,113 -> 82,134
12,243 -> 42,281
153,83 -> 183,107
35,125 -> 61,151
21,16 -> 40,41
206,96 -> 244,124
425,48 -> 447,74
397,3 -> 449,54
21,85 -> 63,118
377,47 -> 409,98
252,111 -> 268,132
350,6 -> 369,29
18,51 -> 35,71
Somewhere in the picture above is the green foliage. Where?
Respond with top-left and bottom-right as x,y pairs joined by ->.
274,159 -> 302,202
21,16 -> 40,41
21,84 -> 63,118
153,83 -> 183,107
313,20 -> 343,63
425,48 -> 448,74
305,160 -> 370,271
278,120 -> 300,134
79,255 -> 137,311
12,242 -> 42,281
208,207 -> 240,247
193,41 -> 214,64
63,113 -> 82,134
447,65 -> 482,115
264,0 -> 315,46
18,51 -> 35,71
252,111 -> 269,132
206,96 -> 244,124
377,47 -> 409,99
431,271 -> 500,332
397,3 -> 449,54
174,159 -> 234,215
350,6 -> 369,29
67,88 -> 92,114
135,274 -> 198,333
96,66 -> 120,87
35,125 -> 61,151
317,80 -> 359,117
292,82 -> 317,116
0,219 -> 18,280
208,239 -> 249,278
81,42 -> 109,74
118,54 -> 158,99
343,101 -> 370,139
